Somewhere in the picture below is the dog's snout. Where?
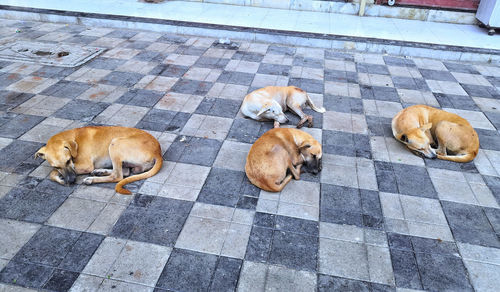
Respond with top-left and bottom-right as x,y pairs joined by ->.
61,168 -> 76,185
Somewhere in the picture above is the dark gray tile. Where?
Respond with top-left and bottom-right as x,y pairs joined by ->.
267,45 -> 296,56
257,63 -> 290,76
245,226 -> 273,262
0,91 -> 34,111
111,196 -> 192,246
269,230 -> 318,272
322,94 -> 364,115
293,56 -> 323,68
318,275 -> 394,292
288,78 -> 323,94
485,75 -> 500,86
104,29 -> 137,39
99,71 -> 144,87
424,157 -> 478,173
476,128 -> 500,151
227,118 -> 273,144
86,57 -> 126,70
32,66 -> 76,79
125,40 -> 153,50
170,78 -> 213,95
253,212 -> 276,229
433,93 -> 480,111
231,51 -> 264,62
194,57 -> 229,69
322,130 -> 371,159
357,63 -> 389,75
133,50 -> 167,62
12,226 -> 81,266
164,135 -> 222,167
366,115 -> 393,137
416,253 -> 473,291
320,184 -> 383,229
374,161 -> 399,194
324,51 -> 354,61
116,88 -> 163,107
410,236 -> 458,256
483,175 -> 500,207
324,70 -> 358,83
137,108 -> 190,132
157,34 -> 188,44
441,201 -> 500,248
461,84 -> 500,99
387,233 -> 413,251
58,232 -> 104,272
149,64 -> 189,78
390,249 -> 423,289
0,72 -> 22,87
484,207 -> 500,235
54,99 -> 109,121
360,85 -> 400,102
42,269 -> 80,292
156,249 -> 218,291
209,257 -> 242,292
217,71 -> 254,86
0,114 -> 44,139
484,111 -> 500,130
275,215 -> 319,237
195,97 -> 240,118
419,69 -> 457,81
197,168 -> 259,208
0,140 -> 43,173
174,45 -> 207,56
0,261 -> 54,289
392,77 -> 428,90
40,80 -> 92,99
383,56 -> 416,67
392,163 -> 437,199
443,62 -> 480,74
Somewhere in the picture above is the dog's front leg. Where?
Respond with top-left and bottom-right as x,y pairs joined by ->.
49,170 -> 65,185
274,120 -> 280,128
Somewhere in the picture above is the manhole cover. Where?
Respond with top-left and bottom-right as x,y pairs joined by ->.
0,40 -> 105,67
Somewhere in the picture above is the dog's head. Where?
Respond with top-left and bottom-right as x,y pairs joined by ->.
398,123 -> 437,159
35,139 -> 78,184
299,139 -> 323,174
257,101 -> 288,124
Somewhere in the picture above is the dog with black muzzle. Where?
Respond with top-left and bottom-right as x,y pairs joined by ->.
245,128 -> 322,192
35,126 -> 163,194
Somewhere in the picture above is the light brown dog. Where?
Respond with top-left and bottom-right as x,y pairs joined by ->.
35,126 -> 163,194
241,86 -> 325,128
245,128 -> 322,192
392,105 -> 479,163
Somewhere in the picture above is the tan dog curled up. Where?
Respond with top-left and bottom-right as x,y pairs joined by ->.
392,105 -> 479,163
245,128 -> 322,192
35,126 -> 163,194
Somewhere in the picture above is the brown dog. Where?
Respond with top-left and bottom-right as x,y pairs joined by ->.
245,128 -> 322,192
35,126 -> 163,194
392,105 -> 479,163
240,86 -> 325,128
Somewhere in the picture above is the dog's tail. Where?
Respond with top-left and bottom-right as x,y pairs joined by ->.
437,152 -> 477,163
305,93 -> 326,113
115,155 -> 163,195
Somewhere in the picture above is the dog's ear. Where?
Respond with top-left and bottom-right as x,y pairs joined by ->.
34,146 -> 46,160
299,143 -> 311,152
64,141 -> 78,159
256,103 -> 272,116
400,134 -> 408,143
420,123 -> 433,131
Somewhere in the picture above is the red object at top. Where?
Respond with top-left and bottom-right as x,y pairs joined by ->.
375,0 -> 480,11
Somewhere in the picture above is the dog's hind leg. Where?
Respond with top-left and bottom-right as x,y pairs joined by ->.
287,102 -> 312,128
273,174 -> 293,192
83,139 -> 125,185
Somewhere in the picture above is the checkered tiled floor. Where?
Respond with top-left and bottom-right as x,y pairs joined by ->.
0,18 -> 499,292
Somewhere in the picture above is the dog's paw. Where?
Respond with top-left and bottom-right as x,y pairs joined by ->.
91,169 -> 110,176
83,177 -> 93,185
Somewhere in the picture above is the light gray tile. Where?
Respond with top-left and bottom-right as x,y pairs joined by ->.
0,219 -> 40,259
47,197 -> 107,231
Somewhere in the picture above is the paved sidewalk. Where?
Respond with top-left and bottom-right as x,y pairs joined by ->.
0,18 -> 499,291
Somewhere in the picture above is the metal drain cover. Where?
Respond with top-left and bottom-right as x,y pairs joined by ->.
0,40 -> 105,67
